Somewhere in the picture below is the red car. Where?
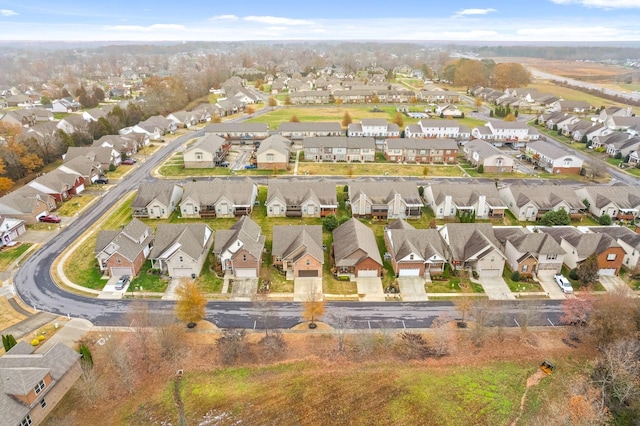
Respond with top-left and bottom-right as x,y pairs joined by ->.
121,159 -> 135,165
39,215 -> 61,223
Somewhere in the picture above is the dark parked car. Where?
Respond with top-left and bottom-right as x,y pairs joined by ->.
121,159 -> 135,165
39,215 -> 61,223
244,164 -> 257,169
115,275 -> 130,290
95,177 -> 109,184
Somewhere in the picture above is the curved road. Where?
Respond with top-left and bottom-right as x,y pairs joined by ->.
14,121 -> 566,329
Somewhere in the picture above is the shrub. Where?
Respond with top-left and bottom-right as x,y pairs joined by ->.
569,268 -> 579,280
37,335 -> 45,341
511,271 -> 521,282
477,164 -> 484,173
598,214 -> 612,226
31,339 -> 40,346
109,163 -> 116,172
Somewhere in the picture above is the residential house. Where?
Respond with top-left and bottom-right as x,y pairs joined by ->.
493,227 -> 565,276
383,138 -> 458,163
384,219 -> 447,278
148,223 -> 213,278
463,140 -> 514,173
349,179 -> 423,220
472,120 -> 536,147
498,184 -> 585,221
539,226 -> 625,275
575,185 -> 640,220
347,119 -> 400,138
183,134 -> 229,168
57,156 -> 102,184
179,178 -> 257,218
606,115 -> 640,132
598,106 -> 631,124
93,134 -> 138,157
266,179 -> 337,218
272,225 -> 324,279
332,218 -> 382,278
5,94 -> 34,107
525,140 -> 584,174
27,169 -> 85,203
0,216 -> 26,246
0,187 -> 57,224
549,100 -> 592,114
213,216 -> 265,279
585,226 -> 640,270
302,136 -> 375,162
332,89 -> 374,104
592,132 -> 640,158
0,342 -> 81,426
82,107 -> 107,122
64,146 -> 121,170
256,135 -> 291,170
423,183 -> 508,220
56,114 -> 88,135
203,122 -> 269,142
166,111 -> 198,128
418,90 -> 461,103
94,218 -> 153,277
277,122 -> 343,139
289,90 -> 331,104
50,97 -> 80,113
131,182 -> 183,219
404,119 -> 470,140
439,223 -> 506,277
434,104 -> 463,118
0,109 -> 37,127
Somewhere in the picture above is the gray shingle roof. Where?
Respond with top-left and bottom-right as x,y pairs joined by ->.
507,184 -> 584,210
465,140 -> 504,159
539,226 -> 621,258
303,136 -> 375,149
332,218 -> 382,267
0,342 -> 80,426
257,135 -> 291,156
588,226 -> 640,250
442,223 -> 502,261
203,122 -> 269,133
385,138 -> 458,151
0,186 -> 52,215
149,223 -> 212,261
386,219 -> 446,262
272,225 -> 324,263
349,179 -> 422,207
429,183 -> 506,209
582,185 -> 640,209
213,216 -> 265,260
94,218 -> 153,262
267,179 -> 337,207
185,134 -> 226,154
278,122 -> 342,132
181,178 -> 255,207
527,140 -> 576,160
131,182 -> 180,209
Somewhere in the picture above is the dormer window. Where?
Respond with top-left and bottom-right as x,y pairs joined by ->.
409,254 -> 414,260
34,379 -> 46,395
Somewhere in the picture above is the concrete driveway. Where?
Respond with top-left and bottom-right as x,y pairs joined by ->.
536,271 -> 568,300
598,275 -> 628,292
397,277 -> 428,301
293,277 -> 323,302
356,277 -> 385,301
475,276 -> 516,300
97,275 -> 128,299
231,278 -> 258,300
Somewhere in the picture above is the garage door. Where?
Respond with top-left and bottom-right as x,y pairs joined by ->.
172,268 -> 194,277
235,268 -> 257,278
110,267 -> 133,277
399,268 -> 420,277
599,268 -> 616,276
358,269 -> 379,277
299,270 -> 318,278
479,269 -> 501,277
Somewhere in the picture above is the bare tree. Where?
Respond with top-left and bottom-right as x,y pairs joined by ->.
560,294 -> 593,341
431,312 -> 452,357
585,161 -> 608,180
106,339 -> 136,394
592,339 -> 640,418
514,301 -> 541,343
217,328 -> 249,365
590,285 -> 640,347
327,308 -> 353,354
253,293 -> 277,337
470,299 -> 492,347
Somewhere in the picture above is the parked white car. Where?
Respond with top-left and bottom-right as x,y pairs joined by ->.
554,274 -> 573,293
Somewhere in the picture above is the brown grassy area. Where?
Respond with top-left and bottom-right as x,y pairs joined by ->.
503,57 -> 633,79
0,298 -> 27,333
45,327 -> 595,426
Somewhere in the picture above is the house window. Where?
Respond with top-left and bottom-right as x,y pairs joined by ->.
116,257 -> 121,264
521,264 -> 529,272
195,152 -> 203,160
40,398 -> 47,409
243,254 -> 247,262
34,379 -> 45,395
547,254 -> 557,260
606,253 -> 617,261
179,256 -> 183,262
20,415 -> 32,426
409,254 -> 414,260
266,153 -> 274,162
306,259 -> 310,266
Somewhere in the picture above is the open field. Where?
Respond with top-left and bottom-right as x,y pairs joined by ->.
502,57 -> 638,81
527,81 -> 638,113
45,327 -> 596,426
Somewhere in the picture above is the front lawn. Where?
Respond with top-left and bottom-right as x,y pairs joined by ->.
130,262 -> 168,293
502,265 -> 544,293
297,162 -> 465,177
0,243 -> 33,271
56,195 -> 96,216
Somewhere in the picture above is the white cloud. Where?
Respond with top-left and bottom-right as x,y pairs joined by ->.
0,9 -> 18,16
550,0 -> 640,8
104,23 -> 185,32
209,14 -> 238,21
453,8 -> 497,17
243,15 -> 313,26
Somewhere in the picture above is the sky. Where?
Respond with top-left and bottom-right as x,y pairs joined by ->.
2,0 -> 640,42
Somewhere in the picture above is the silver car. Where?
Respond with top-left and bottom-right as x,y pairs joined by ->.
554,274 -> 573,293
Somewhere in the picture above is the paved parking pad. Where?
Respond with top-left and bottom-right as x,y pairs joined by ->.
536,271 -> 567,300
231,278 -> 259,300
598,275 -> 627,292
397,277 -> 428,301
293,277 -> 323,302
475,276 -> 516,300
356,277 -> 385,301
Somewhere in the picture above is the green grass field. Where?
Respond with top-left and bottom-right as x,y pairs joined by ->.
0,243 -> 32,271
